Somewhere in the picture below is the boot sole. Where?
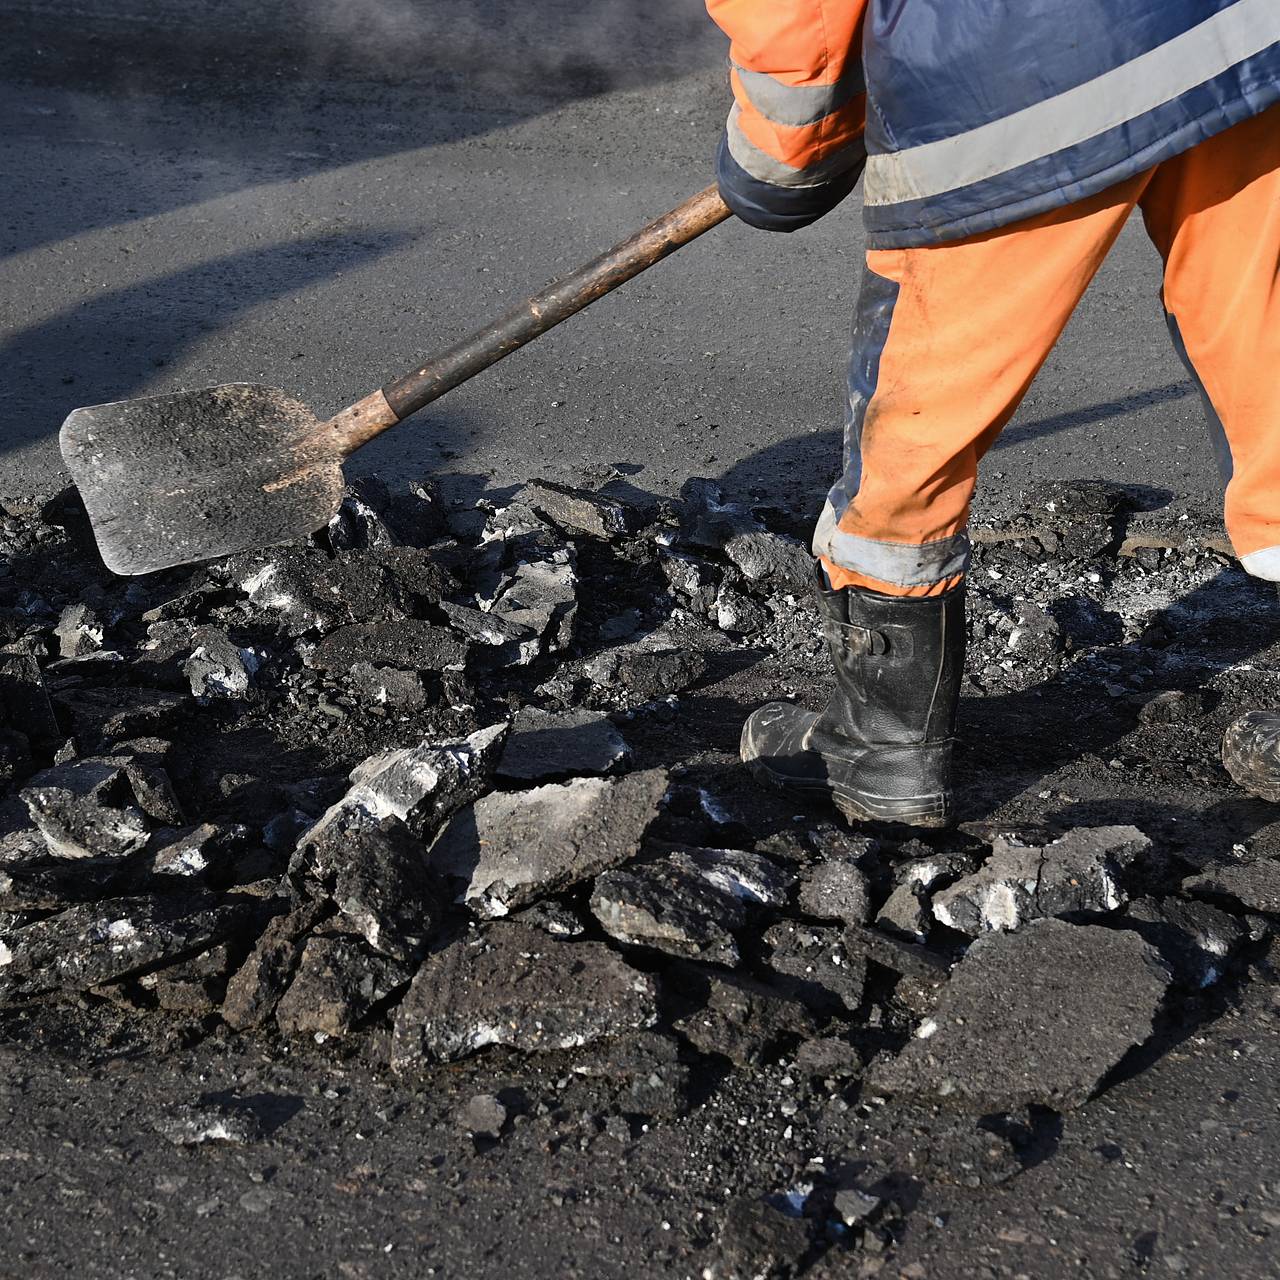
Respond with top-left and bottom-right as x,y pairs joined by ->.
745,756 -> 952,830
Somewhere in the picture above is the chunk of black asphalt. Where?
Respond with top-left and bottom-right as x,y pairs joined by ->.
869,919 -> 1171,1111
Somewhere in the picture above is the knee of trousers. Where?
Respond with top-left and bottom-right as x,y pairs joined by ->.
812,499 -> 972,591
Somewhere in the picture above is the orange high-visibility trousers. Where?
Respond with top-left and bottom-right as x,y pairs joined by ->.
815,105 -> 1280,597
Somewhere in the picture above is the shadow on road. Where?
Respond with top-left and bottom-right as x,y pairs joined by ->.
0,229 -> 435,454
994,380 -> 1197,451
961,564 -> 1278,842
2,0 -> 725,254
706,383 -> 1202,524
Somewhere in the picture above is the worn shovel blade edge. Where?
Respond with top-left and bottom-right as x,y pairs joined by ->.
59,383 -> 281,454
57,383 -> 342,577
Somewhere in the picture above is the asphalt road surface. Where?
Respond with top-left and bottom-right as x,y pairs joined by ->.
2,5 -> 1274,1280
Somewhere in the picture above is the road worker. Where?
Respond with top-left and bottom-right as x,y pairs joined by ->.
705,0 -> 1280,825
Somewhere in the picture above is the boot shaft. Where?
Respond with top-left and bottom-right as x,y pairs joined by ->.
815,572 -> 965,746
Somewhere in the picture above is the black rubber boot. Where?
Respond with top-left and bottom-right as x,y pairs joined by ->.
740,569 -> 965,827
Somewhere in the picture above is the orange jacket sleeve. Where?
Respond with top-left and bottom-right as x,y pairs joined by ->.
707,0 -> 867,229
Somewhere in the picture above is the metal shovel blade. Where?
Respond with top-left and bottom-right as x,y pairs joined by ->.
60,383 -> 346,576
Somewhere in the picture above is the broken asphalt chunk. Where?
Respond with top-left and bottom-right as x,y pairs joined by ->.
233,546 -> 406,636
0,852 -> 126,911
797,855 -> 871,926
511,899 -> 586,938
183,626 -> 259,699
590,845 -> 792,965
153,1100 -> 266,1146
713,584 -> 770,636
875,852 -> 978,943
1122,896 -> 1249,987
868,919 -> 1171,1111
307,620 -> 467,674
0,892 -> 258,1002
657,548 -> 721,614
876,883 -> 932,944
678,478 -> 763,549
439,600 -> 543,668
109,739 -> 186,826
523,478 -> 637,540
390,923 -> 659,1068
496,706 -> 629,782
671,964 -> 815,1067
591,859 -> 737,966
0,826 -> 46,865
430,768 -> 667,918
458,1092 -> 508,1140
763,921 -> 865,1016
844,924 -> 951,1016
472,508 -> 579,652
140,823 -> 240,883
792,1036 -> 863,1080
723,530 -> 812,593
140,942 -> 233,1014
325,484 -> 399,552
490,558 -> 578,654
833,1186 -> 883,1226
348,663 -> 428,711
221,899 -> 329,1031
21,759 -> 151,860
381,477 -> 445,546
275,934 -> 413,1039
1004,600 -> 1064,658
369,545 -> 453,606
1138,688 -> 1208,726
583,641 -> 708,707
0,649 -> 59,744
1183,858 -> 1280,916
54,602 -> 104,658
340,475 -> 446,550
52,686 -> 184,747
931,826 -> 1151,935
296,810 -> 447,963
302,722 -> 507,846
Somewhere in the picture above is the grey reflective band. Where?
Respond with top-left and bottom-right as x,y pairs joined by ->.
812,502 -> 971,586
864,0 -> 1279,206
1241,546 -> 1280,580
732,62 -> 864,129
726,105 -> 866,187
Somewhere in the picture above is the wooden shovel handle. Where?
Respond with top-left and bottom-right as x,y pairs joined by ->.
326,184 -> 732,453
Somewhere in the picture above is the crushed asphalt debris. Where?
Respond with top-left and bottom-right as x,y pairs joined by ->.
0,472 -> 1278,1274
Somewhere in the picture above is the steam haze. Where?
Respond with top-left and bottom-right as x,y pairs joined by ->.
296,0 -> 723,93
3,0 -> 726,98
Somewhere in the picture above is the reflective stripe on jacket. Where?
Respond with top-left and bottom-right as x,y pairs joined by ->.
707,0 -> 1280,245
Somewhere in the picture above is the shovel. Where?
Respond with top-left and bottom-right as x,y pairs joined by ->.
60,185 -> 732,576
